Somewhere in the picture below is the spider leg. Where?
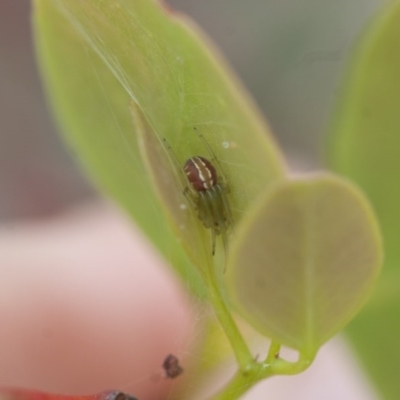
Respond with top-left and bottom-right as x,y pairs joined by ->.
194,127 -> 219,163
219,185 -> 235,234
162,138 -> 181,169
183,187 -> 197,209
194,127 -> 230,195
162,138 -> 189,188
210,186 -> 230,270
220,219 -> 229,272
211,226 -> 216,256
201,190 -> 217,255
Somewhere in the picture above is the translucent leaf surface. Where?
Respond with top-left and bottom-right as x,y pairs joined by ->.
329,2 -> 400,397
226,175 -> 382,354
33,0 -> 285,291
329,1 -> 400,274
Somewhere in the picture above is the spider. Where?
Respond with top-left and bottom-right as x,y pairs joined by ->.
163,128 -> 233,257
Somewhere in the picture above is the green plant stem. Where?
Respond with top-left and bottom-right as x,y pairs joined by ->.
211,354 -> 315,400
270,353 -> 316,375
211,368 -> 272,400
204,265 -> 316,400
265,341 -> 281,363
205,269 -> 254,369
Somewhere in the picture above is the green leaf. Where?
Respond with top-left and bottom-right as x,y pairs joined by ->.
329,2 -> 400,397
329,1 -> 400,274
226,175 -> 382,355
345,273 -> 400,399
33,0 -> 285,292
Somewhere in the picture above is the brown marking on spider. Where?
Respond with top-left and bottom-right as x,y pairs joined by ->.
184,156 -> 217,191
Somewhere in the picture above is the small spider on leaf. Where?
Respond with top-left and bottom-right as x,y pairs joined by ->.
163,128 -> 234,259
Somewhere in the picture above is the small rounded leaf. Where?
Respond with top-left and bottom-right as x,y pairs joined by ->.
226,175 -> 382,353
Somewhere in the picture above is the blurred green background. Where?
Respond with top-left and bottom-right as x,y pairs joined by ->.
0,0 -> 384,220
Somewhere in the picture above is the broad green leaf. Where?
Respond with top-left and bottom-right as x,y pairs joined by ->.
33,0 -> 201,294
329,0 -> 400,273
345,272 -> 400,399
226,175 -> 382,354
329,2 -> 400,397
33,0 -> 285,292
33,0 -> 285,384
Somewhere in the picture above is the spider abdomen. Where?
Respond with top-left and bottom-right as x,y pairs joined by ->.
184,156 -> 217,191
